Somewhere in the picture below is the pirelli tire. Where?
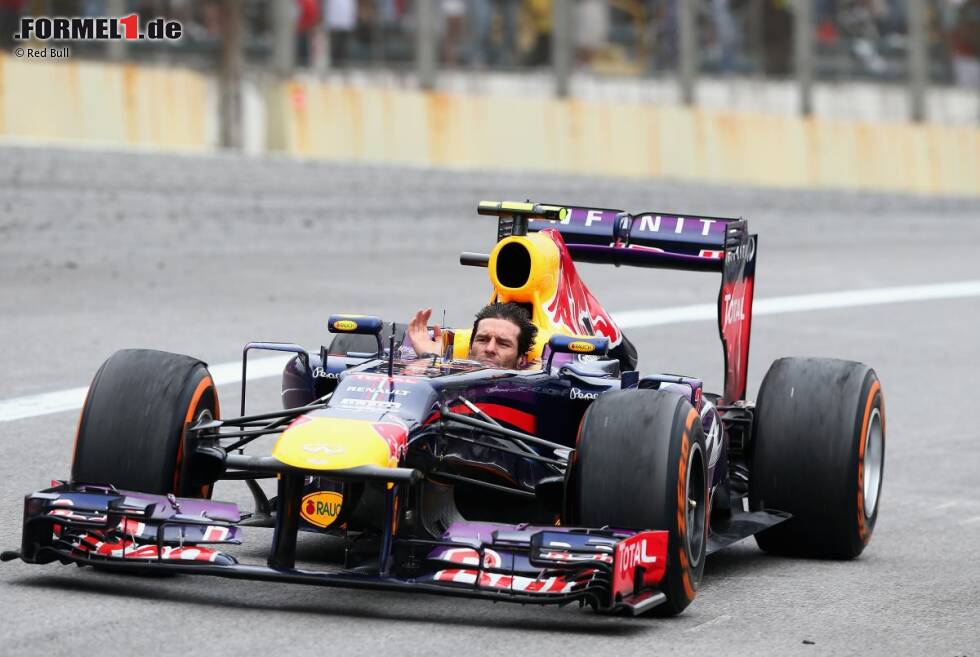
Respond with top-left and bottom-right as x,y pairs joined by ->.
750,357 -> 885,559
71,349 -> 220,498
568,389 -> 709,616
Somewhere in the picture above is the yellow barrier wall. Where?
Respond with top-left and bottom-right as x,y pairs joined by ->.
1,54 -> 976,196
0,55 -> 209,150
273,81 -> 979,197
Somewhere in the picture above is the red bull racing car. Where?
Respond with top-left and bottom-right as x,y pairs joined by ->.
2,201 -> 886,617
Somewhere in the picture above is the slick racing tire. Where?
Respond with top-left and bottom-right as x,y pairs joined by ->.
750,358 -> 885,559
329,323 -> 406,357
568,389 -> 709,616
71,349 -> 220,497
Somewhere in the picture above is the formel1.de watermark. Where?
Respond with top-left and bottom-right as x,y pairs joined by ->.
11,14 -> 182,60
15,15 -> 182,41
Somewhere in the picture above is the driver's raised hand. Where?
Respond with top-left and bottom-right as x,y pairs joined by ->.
407,308 -> 442,356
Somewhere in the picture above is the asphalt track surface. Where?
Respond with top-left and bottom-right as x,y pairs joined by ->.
1,144 -> 978,656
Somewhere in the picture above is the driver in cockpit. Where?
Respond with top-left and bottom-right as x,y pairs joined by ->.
406,302 -> 538,370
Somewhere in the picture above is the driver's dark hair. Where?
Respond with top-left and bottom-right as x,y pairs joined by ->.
472,302 -> 538,357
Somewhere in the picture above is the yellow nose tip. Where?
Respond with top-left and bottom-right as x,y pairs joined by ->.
272,416 -> 407,471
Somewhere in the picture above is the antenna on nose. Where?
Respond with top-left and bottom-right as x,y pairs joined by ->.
387,321 -> 396,377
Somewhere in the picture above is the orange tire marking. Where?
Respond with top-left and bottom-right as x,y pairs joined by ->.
676,408 -> 699,601
173,376 -> 215,494
70,376 -> 98,474
184,376 -> 214,424
856,380 -> 882,543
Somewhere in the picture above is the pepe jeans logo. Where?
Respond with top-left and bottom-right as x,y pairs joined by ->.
570,387 -> 599,401
300,491 -> 343,528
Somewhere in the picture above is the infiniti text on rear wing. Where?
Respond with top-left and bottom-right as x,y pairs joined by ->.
476,201 -> 757,402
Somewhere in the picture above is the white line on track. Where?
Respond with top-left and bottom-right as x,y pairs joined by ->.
685,614 -> 733,633
2,279 -> 979,424
612,279 -> 980,328
0,356 -> 293,424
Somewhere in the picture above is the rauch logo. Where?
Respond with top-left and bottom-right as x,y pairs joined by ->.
300,491 -> 343,528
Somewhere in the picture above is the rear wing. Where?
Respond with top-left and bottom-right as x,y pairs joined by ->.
473,201 -> 757,402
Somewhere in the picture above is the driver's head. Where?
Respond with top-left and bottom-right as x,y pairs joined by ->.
469,303 -> 538,369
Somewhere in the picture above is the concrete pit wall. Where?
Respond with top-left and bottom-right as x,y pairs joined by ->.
0,55 -> 213,151
1,54 -> 977,197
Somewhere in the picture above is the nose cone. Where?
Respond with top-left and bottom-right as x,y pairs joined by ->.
272,416 -> 408,471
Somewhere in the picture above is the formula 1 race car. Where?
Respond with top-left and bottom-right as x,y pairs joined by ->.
3,201 -> 886,617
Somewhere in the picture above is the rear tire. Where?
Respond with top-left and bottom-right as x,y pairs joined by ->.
567,389 -> 708,616
71,349 -> 220,497
750,357 -> 885,558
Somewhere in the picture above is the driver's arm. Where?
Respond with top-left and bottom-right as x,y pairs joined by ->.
406,308 -> 442,357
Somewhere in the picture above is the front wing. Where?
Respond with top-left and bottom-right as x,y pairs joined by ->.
4,483 -> 669,615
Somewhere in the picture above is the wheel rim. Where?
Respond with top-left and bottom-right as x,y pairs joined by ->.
180,407 -> 214,497
863,407 -> 883,518
685,442 -> 706,568
195,408 -> 214,426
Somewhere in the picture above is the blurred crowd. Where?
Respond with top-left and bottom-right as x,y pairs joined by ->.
1,0 -> 977,86
285,0 -> 980,85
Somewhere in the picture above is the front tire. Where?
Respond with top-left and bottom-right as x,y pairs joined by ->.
750,357 -> 885,558
71,349 -> 220,497
567,389 -> 709,616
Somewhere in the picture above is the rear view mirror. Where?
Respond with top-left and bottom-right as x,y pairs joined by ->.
545,334 -> 609,370
547,334 -> 609,355
327,315 -> 383,336
326,314 -> 385,362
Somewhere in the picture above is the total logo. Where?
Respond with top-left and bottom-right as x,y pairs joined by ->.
570,387 -> 599,401
617,538 -> 658,574
300,491 -> 343,528
722,293 -> 746,328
